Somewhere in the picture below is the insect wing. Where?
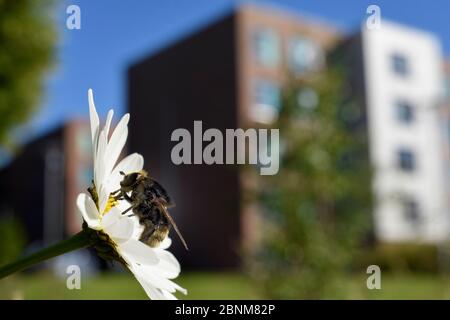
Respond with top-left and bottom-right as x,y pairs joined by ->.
149,178 -> 175,208
159,204 -> 188,250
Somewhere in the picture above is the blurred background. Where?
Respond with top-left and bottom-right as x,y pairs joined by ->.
2,0 -> 450,299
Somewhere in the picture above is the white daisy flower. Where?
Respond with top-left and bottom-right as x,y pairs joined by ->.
76,89 -> 187,300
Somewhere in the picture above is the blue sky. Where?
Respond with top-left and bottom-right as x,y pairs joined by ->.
27,0 -> 450,140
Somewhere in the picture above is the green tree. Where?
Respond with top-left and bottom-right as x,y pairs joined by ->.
0,0 -> 57,147
248,67 -> 372,299
0,216 -> 26,266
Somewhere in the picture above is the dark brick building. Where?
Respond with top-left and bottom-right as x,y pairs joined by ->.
0,121 -> 91,246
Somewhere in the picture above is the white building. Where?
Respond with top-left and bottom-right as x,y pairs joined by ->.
229,5 -> 450,244
359,21 -> 448,243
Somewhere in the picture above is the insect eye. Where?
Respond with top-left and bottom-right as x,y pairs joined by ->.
121,172 -> 139,187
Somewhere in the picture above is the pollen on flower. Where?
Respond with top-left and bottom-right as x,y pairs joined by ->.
87,183 -> 119,216
103,196 -> 119,215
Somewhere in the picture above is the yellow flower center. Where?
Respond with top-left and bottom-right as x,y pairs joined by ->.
88,184 -> 119,217
103,195 -> 119,216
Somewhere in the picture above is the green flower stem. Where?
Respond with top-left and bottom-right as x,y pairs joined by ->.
0,230 -> 91,279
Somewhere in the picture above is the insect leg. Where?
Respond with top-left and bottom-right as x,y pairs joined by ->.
111,188 -> 121,195
121,205 -> 135,216
114,191 -> 133,203
122,192 -> 133,203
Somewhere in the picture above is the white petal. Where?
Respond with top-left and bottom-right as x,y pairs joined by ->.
103,208 -> 134,242
119,239 -> 159,265
162,291 -> 178,300
140,268 -> 187,294
104,114 -> 130,177
131,264 -> 185,299
107,153 -> 144,191
129,214 -> 145,240
76,193 -> 101,230
88,89 -> 100,154
115,153 -> 144,173
107,219 -> 135,242
157,237 -> 172,250
104,109 -> 114,138
94,130 -> 107,190
132,271 -> 167,300
153,250 -> 181,279
97,184 -> 109,215
101,207 -> 121,228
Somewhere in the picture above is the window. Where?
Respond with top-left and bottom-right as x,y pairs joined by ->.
397,149 -> 416,171
395,100 -> 414,123
255,80 -> 281,109
444,77 -> 450,101
288,37 -> 324,75
252,28 -> 280,68
76,130 -> 92,156
403,198 -> 420,226
391,53 -> 409,77
251,80 -> 281,124
297,88 -> 319,110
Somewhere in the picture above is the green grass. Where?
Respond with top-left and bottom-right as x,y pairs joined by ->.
330,273 -> 450,299
0,271 -> 258,300
2,271 -> 450,299
361,274 -> 450,299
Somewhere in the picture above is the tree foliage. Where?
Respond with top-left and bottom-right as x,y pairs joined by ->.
0,0 -> 56,146
0,216 -> 26,266
248,67 -> 373,299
